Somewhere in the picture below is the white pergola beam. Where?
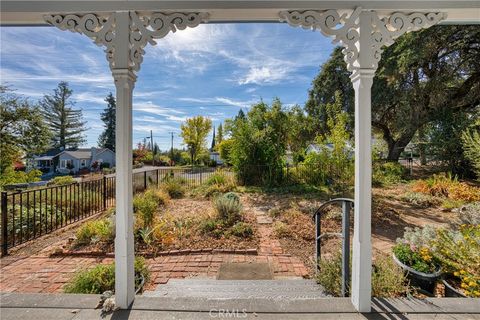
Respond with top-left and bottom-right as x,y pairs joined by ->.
1,1 -> 479,25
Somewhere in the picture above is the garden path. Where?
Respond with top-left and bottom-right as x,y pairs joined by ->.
0,199 -> 310,294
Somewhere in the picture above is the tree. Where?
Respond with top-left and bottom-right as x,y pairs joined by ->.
461,119 -> 480,179
211,125 -> 216,150
217,123 -> 224,145
228,99 -> 289,185
180,116 -> 212,165
40,82 -> 87,149
98,92 -> 116,151
0,86 -> 51,176
305,26 -> 480,162
373,25 -> 480,160
305,47 -> 354,138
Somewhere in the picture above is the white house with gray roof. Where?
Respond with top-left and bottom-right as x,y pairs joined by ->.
33,147 -> 115,174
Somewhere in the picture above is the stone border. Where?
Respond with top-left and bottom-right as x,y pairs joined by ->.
50,248 -> 258,258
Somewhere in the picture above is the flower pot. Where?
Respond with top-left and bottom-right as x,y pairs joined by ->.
442,278 -> 467,298
393,253 -> 442,295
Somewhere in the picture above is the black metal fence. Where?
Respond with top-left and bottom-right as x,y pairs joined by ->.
0,167 -> 232,255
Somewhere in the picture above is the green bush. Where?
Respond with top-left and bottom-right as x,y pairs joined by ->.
213,193 -> 242,226
75,217 -> 114,245
273,221 -> 290,237
50,175 -> 75,186
197,171 -> 237,198
64,257 -> 150,294
133,192 -> 157,228
373,161 -> 406,186
316,251 -> 344,296
161,178 -> 185,199
144,188 -> 170,207
457,202 -> 480,225
372,255 -> 409,297
316,252 -> 408,297
400,192 -> 441,208
229,222 -> 253,238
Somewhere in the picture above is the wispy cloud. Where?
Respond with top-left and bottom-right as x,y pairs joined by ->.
1,23 -> 333,149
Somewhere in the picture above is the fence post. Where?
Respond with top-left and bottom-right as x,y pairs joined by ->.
144,171 -> 147,191
1,192 -> 8,256
156,169 -> 159,187
103,176 -> 107,210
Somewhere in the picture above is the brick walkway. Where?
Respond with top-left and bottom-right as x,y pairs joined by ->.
0,205 -> 309,293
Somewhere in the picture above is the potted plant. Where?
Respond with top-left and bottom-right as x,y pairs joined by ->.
392,226 -> 441,295
432,225 -> 480,298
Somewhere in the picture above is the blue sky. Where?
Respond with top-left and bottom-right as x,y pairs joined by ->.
0,23 -> 334,151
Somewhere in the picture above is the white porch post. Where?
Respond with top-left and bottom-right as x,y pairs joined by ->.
113,12 -> 136,309
279,8 -> 446,313
350,69 -> 374,312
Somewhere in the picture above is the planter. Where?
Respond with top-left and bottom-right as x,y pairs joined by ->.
442,278 -> 467,298
393,253 -> 442,295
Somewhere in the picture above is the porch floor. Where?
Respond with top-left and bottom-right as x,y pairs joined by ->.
1,293 -> 479,319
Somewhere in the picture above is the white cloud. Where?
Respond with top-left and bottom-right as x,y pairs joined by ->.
238,66 -> 289,85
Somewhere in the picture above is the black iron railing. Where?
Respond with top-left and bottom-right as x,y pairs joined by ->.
0,167 -> 232,255
313,198 -> 354,297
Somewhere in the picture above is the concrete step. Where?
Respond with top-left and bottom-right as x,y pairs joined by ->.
145,279 -> 327,299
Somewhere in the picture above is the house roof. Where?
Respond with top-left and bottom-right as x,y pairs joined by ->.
60,148 -> 112,159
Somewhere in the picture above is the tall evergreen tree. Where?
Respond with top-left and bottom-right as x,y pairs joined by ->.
211,126 -> 216,150
40,82 -> 86,149
217,123 -> 224,145
98,92 -> 116,151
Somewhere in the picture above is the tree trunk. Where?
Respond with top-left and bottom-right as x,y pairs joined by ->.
386,134 -> 416,161
418,127 -> 427,165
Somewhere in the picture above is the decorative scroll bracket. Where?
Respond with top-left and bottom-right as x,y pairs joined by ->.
44,11 -> 209,73
279,8 -> 446,76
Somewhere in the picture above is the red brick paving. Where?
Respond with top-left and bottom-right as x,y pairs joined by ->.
0,206 -> 309,293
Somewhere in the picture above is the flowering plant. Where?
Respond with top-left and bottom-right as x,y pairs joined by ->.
432,225 -> 480,297
393,226 -> 439,273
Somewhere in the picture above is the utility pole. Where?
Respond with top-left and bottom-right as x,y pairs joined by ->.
169,132 -> 174,166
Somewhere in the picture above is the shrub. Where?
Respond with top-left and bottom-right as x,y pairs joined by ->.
161,178 -> 185,199
200,218 -> 224,238
75,217 -> 114,245
441,198 -> 464,211
456,202 -> 480,225
50,175 -> 75,186
213,193 -> 242,226
400,192 -> 441,208
133,193 -> 157,228
273,221 -> 290,238
372,255 -> 408,297
392,226 -> 439,273
198,171 -> 237,197
316,251 -> 344,296
413,173 -> 480,202
229,222 -> 253,238
64,257 -> 150,294
316,251 -> 408,297
432,225 -> 480,297
144,188 -> 170,207
373,161 -> 406,186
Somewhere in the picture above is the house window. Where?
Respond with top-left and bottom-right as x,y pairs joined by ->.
60,159 -> 73,168
80,159 -> 87,167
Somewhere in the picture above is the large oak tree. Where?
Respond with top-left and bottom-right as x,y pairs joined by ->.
305,25 -> 480,161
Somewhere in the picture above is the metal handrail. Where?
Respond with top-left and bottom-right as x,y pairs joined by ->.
313,198 -> 353,297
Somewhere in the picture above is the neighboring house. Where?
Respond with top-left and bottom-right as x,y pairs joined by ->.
31,147 -> 64,173
306,142 -> 354,157
209,151 -> 223,165
33,147 -> 115,174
